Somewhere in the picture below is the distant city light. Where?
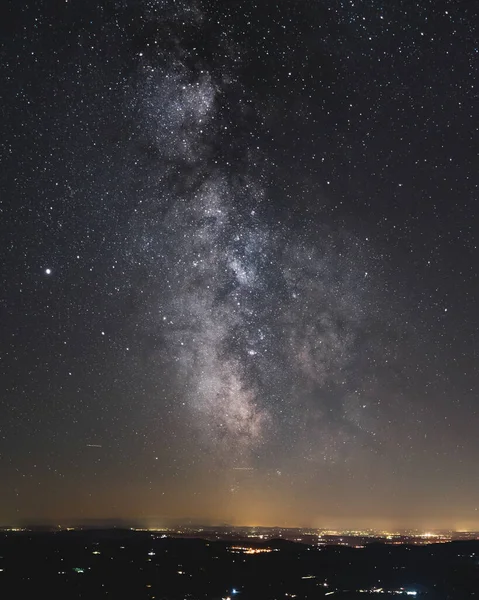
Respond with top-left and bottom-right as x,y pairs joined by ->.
229,546 -> 273,555
356,590 -> 417,596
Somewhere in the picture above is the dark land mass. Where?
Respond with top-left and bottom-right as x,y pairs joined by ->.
1,529 -> 478,599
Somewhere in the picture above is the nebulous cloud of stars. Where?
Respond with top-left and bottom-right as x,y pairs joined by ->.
126,0 -> 390,467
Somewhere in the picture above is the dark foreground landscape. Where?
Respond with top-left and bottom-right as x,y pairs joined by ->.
1,529 -> 479,599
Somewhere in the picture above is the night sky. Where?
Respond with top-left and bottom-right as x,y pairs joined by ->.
1,0 -> 478,529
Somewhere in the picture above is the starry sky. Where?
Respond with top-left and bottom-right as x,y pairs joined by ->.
1,0 -> 478,529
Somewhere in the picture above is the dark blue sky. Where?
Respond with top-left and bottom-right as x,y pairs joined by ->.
0,0 -> 478,528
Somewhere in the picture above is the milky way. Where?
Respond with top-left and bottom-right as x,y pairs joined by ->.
128,0 -> 387,467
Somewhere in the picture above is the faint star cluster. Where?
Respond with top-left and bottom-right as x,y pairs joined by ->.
128,3 -> 388,462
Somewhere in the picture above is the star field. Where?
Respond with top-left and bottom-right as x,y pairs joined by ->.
0,0 -> 478,528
